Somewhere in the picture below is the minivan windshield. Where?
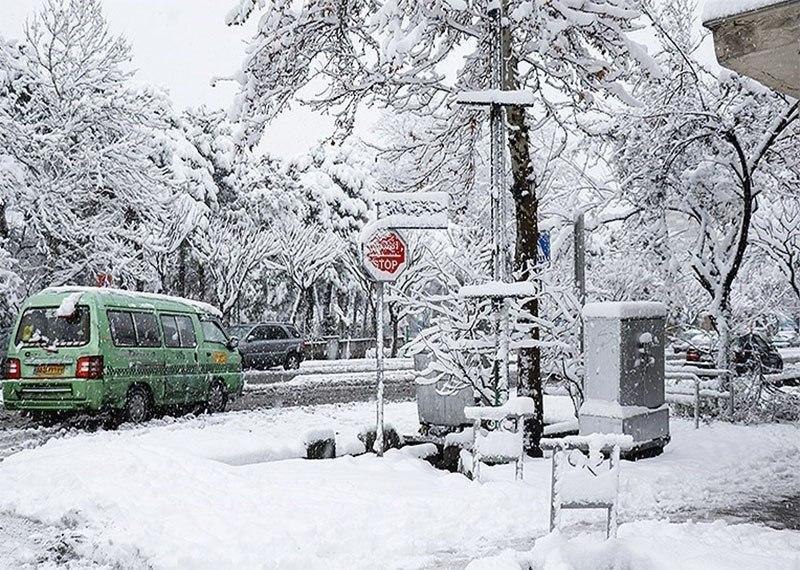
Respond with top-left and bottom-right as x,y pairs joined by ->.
15,306 -> 91,347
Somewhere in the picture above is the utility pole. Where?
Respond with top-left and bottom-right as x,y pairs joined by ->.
489,0 -> 511,402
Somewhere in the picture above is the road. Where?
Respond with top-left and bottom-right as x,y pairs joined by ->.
0,366 -> 417,462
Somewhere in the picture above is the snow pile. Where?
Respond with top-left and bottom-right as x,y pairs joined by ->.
1,402 -> 800,567
580,400 -> 669,420
465,396 -> 536,420
302,427 -> 336,446
583,301 -> 667,319
703,0 -> 790,23
54,291 -> 82,317
44,286 -> 223,317
456,90 -> 537,106
459,281 -> 538,299
475,429 -> 524,460
467,520 -> 800,569
0,436 -> 550,568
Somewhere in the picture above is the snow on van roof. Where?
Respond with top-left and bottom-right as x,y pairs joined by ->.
42,286 -> 223,318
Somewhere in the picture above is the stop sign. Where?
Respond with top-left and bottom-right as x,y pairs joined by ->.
362,229 -> 408,282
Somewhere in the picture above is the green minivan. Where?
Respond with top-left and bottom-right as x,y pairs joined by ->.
1,287 -> 243,424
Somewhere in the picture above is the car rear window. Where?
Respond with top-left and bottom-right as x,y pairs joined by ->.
16,306 -> 91,347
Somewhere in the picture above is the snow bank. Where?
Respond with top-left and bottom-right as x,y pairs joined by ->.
468,520 -> 800,570
582,301 -> 666,319
2,401 -> 800,568
0,433 -> 550,568
703,0 -> 791,23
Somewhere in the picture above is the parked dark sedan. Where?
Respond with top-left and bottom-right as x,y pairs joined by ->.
685,332 -> 783,374
228,322 -> 305,371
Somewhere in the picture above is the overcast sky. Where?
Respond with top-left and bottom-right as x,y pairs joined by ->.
2,1 -> 722,159
0,0 -> 339,158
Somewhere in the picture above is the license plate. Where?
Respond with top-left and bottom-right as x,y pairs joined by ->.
34,364 -> 65,377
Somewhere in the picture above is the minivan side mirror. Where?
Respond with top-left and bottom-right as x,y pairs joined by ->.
227,336 -> 240,350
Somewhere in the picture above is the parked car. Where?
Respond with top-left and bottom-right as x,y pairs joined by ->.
685,332 -> 783,374
667,326 -> 707,354
771,329 -> 799,349
229,322 -> 305,370
2,287 -> 243,424
732,333 -> 784,374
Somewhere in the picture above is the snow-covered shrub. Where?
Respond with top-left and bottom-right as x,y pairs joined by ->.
358,424 -> 401,454
732,370 -> 800,424
304,428 -> 337,460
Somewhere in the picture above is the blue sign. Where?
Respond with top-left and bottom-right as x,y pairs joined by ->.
537,231 -> 551,265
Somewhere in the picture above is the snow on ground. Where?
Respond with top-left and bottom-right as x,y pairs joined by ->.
0,399 -> 798,568
468,520 -> 800,570
779,346 -> 800,364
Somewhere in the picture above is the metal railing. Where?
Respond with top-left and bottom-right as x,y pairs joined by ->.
665,366 -> 733,428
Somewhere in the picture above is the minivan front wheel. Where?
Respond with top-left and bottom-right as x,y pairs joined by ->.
207,381 -> 228,414
123,386 -> 153,424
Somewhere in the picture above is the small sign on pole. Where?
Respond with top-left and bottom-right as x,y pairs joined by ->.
537,231 -> 551,266
372,192 -> 450,230
362,229 -> 408,457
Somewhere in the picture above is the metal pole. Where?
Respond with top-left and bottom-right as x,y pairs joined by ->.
489,1 -> 506,280
488,0 -> 510,403
375,281 -> 385,456
574,212 -> 586,352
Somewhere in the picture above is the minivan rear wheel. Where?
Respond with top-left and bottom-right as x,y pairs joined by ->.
207,381 -> 228,414
284,353 -> 300,370
123,386 -> 153,424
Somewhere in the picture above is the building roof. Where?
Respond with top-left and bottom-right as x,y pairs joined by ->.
703,0 -> 798,24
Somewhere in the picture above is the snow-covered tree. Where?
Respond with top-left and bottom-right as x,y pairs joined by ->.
226,0 -> 662,453
607,0 -> 800,368
0,0 -> 177,291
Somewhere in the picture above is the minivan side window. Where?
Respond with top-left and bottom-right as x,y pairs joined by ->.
133,313 -> 161,347
160,315 -> 181,348
175,315 -> 197,348
108,311 -> 137,347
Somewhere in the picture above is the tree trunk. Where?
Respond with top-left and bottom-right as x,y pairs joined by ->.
513,191 -> 543,457
177,241 -> 187,297
504,15 -> 543,456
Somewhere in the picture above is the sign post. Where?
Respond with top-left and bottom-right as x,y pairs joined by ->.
362,229 -> 408,456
